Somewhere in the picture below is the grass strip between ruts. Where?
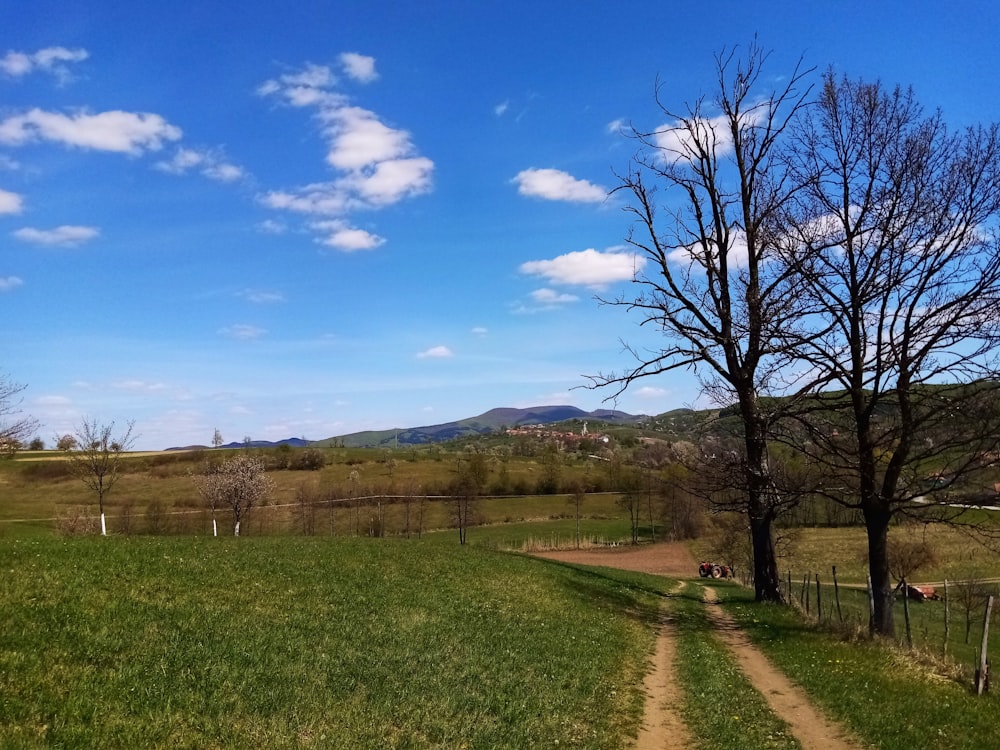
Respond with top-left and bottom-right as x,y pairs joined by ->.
668,582 -> 799,750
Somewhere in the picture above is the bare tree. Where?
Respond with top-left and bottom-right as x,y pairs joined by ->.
63,419 -> 137,535
451,450 -> 488,545
211,428 -> 223,449
0,373 -> 39,457
194,454 -> 274,536
590,42 -> 813,601
567,480 -> 586,548
780,73 -> 1000,636
617,468 -> 643,545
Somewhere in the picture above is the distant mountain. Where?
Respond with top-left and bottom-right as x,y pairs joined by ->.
165,437 -> 310,452
314,405 -> 646,448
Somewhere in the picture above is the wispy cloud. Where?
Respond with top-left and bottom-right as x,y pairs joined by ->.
111,379 -> 167,392
0,46 -> 88,83
240,289 -> 285,304
417,345 -> 453,359
512,168 -> 606,203
155,147 -> 245,183
0,275 -> 24,292
635,386 -> 667,399
520,247 -> 644,288
218,324 -> 267,340
0,108 -> 181,154
13,225 -> 100,246
530,288 -> 579,305
494,100 -> 510,117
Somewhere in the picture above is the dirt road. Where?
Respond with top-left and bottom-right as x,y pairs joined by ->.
533,543 -> 861,750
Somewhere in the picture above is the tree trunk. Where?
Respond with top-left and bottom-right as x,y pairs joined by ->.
749,510 -> 782,602
864,504 -> 895,637
743,415 -> 783,603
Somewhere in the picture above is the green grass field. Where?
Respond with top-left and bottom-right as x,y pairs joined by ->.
3,449 -> 1000,747
0,536 -> 656,749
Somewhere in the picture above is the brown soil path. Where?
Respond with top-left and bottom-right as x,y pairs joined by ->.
701,586 -> 860,750
531,543 -> 861,750
634,581 -> 691,750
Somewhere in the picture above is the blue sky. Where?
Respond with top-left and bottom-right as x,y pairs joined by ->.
3,1 -> 998,449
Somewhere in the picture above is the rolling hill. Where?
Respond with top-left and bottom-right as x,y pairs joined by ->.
312,405 -> 646,448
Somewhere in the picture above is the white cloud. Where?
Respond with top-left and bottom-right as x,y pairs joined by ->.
155,147 -> 244,182
0,275 -> 23,291
494,100 -> 510,117
336,156 -> 434,206
0,46 -> 88,81
203,162 -> 244,182
513,168 -> 606,203
653,108 -> 767,164
260,183 -> 350,215
311,220 -> 385,251
471,326 -> 488,336
0,188 -> 23,214
257,60 -> 434,246
530,288 -> 579,305
417,345 -> 453,359
13,225 -> 100,246
218,324 -> 266,340
322,105 -> 415,170
0,108 -> 181,154
520,247 -> 645,288
340,52 -> 378,83
667,231 -> 750,269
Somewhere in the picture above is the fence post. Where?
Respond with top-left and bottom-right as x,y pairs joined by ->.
943,579 -> 950,657
976,595 -> 994,696
815,573 -> 823,622
866,574 -> 875,633
832,565 -> 843,623
901,578 -> 913,649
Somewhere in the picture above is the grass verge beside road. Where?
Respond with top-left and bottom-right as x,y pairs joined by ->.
716,584 -> 1000,750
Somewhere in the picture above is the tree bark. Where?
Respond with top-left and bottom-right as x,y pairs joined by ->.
864,503 -> 894,637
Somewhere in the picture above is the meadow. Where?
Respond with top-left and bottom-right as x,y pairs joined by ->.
2,447 -> 1000,748
0,536 -> 654,749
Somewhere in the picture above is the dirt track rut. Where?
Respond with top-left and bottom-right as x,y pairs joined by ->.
533,543 -> 861,749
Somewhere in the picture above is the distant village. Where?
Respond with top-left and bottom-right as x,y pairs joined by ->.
504,421 -> 611,450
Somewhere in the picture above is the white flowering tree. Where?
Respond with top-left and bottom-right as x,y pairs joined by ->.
195,454 -> 274,536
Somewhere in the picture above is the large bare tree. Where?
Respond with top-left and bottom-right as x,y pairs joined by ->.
780,73 -> 1000,636
592,42 -> 813,601
0,373 -> 39,457
63,419 -> 137,535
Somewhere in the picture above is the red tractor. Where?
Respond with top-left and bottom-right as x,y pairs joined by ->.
698,561 -> 732,579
